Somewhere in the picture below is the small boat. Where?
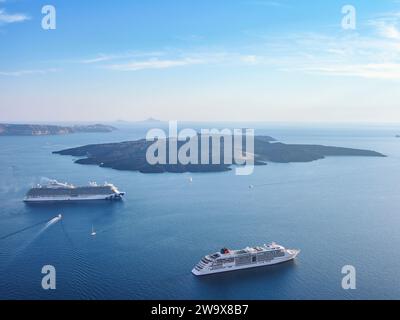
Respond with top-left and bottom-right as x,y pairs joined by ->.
91,225 -> 96,236
53,214 -> 62,221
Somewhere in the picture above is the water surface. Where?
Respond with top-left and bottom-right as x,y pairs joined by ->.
0,123 -> 399,299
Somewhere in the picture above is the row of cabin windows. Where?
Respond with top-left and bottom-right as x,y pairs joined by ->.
212,250 -> 285,266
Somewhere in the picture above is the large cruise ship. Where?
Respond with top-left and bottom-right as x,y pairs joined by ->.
24,180 -> 125,203
192,242 -> 300,276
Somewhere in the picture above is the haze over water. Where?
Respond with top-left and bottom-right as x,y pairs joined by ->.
0,122 -> 399,300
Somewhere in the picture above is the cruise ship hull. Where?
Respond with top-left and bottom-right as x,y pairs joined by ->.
24,194 -> 124,203
192,248 -> 300,276
24,180 -> 125,203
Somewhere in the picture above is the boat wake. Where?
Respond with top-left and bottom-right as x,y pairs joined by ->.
0,215 -> 62,241
25,217 -> 60,247
0,214 -> 63,272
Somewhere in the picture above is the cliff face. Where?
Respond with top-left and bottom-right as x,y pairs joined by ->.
53,135 -> 386,173
0,124 -> 116,136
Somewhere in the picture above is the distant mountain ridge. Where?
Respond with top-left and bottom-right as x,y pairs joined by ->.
0,123 -> 117,136
142,117 -> 162,122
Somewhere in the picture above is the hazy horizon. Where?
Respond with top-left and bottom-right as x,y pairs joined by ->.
3,119 -> 400,127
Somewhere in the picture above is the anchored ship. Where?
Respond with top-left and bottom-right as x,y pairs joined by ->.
24,180 -> 125,203
192,242 -> 300,276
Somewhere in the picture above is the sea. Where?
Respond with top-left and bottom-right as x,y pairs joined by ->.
1,122 -> 400,300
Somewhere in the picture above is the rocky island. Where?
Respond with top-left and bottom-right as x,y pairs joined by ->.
53,135 -> 386,173
0,123 -> 117,136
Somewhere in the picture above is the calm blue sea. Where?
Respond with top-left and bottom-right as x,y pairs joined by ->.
1,122 -> 400,300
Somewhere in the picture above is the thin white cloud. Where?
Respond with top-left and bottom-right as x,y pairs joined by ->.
302,63 -> 400,80
80,54 -> 115,64
97,51 -> 261,71
240,55 -> 260,65
371,20 -> 400,40
244,18 -> 400,79
31,10 -> 400,80
105,58 -> 204,71
79,51 -> 165,64
66,25 -> 400,79
367,11 -> 400,39
0,68 -> 59,76
0,8 -> 30,24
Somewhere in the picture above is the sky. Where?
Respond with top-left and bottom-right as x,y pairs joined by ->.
1,0 -> 400,123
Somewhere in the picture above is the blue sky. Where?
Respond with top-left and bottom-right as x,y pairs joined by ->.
1,0 -> 400,122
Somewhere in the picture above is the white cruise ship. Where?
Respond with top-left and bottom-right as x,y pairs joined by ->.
24,180 -> 125,203
192,242 -> 300,276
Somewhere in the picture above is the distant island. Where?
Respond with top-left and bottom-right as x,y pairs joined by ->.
53,135 -> 386,173
0,123 -> 117,136
116,118 -> 163,124
141,117 -> 162,123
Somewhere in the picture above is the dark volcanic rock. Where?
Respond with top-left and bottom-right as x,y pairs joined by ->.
253,141 -> 385,163
53,135 -> 386,173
